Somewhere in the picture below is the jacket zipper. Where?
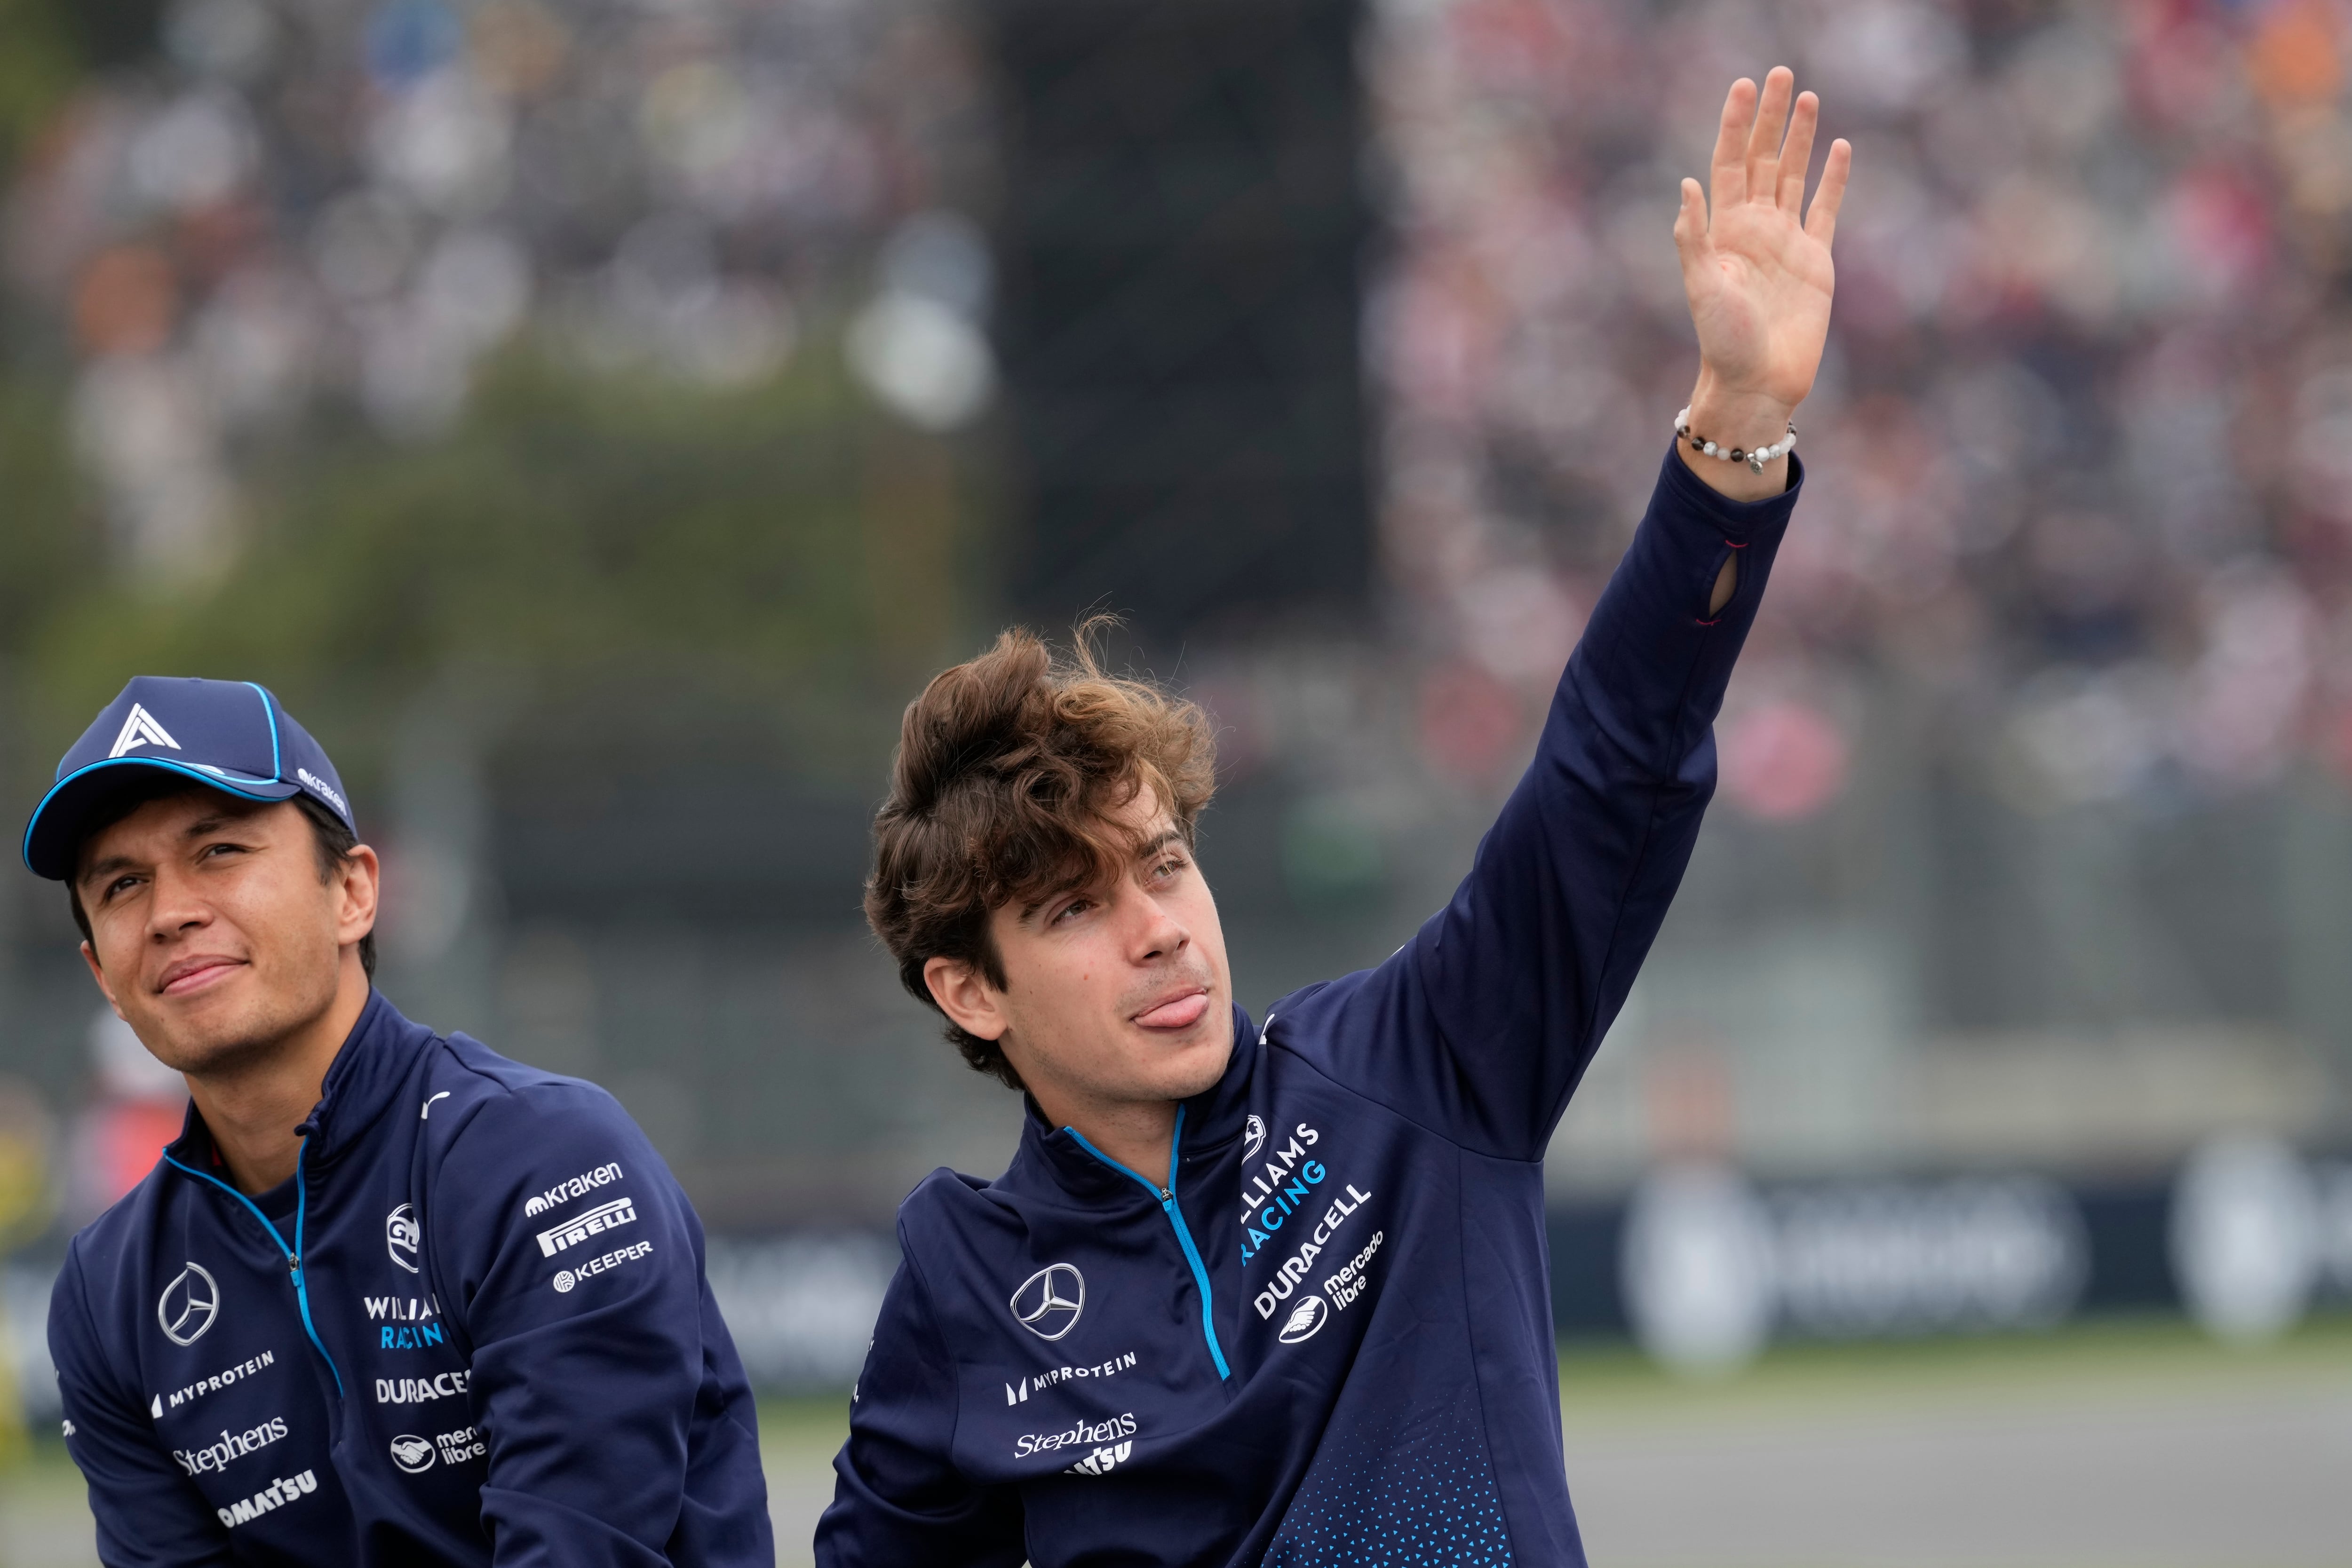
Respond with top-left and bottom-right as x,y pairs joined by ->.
162,1138 -> 346,1398
1066,1105 -> 1230,1380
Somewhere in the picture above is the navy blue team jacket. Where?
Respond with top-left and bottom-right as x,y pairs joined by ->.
817,443 -> 1804,1566
49,991 -> 773,1566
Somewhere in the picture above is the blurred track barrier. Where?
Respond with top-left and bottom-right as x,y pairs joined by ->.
702,1233 -> 898,1393
1558,1148 -> 2352,1375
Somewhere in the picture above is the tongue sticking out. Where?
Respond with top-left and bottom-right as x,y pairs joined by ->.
1133,991 -> 1209,1030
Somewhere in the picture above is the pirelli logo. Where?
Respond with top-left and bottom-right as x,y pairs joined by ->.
535,1196 -> 637,1257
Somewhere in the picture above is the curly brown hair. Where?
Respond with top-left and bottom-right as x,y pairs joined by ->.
865,622 -> 1217,1090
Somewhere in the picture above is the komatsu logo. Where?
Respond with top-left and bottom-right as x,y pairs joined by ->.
1065,1441 -> 1131,1477
217,1470 -> 317,1529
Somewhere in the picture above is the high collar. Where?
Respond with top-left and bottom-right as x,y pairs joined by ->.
1003,1003 -> 1259,1201
165,989 -> 436,1176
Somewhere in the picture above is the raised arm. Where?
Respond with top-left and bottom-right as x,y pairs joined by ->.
1268,69 -> 1849,1158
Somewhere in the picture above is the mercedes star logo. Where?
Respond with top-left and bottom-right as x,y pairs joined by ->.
158,1262 -> 221,1347
1010,1263 -> 1086,1341
386,1203 -> 422,1274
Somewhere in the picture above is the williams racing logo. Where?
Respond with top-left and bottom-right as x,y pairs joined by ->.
535,1196 -> 637,1257
385,1204 -> 422,1274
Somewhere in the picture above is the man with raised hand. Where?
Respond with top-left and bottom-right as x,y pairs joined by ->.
28,678 -> 771,1564
820,69 -> 1848,1566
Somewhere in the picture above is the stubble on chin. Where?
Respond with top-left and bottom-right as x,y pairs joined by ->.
126,974 -> 331,1085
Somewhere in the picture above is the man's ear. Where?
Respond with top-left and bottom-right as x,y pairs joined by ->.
336,844 -> 381,950
924,956 -> 1008,1042
79,940 -> 126,1019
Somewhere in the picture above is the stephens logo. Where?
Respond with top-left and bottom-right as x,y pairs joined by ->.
385,1204 -> 422,1274
523,1162 -> 623,1218
1014,1412 -> 1136,1459
389,1434 -> 436,1473
535,1196 -> 637,1257
158,1263 -> 221,1347
173,1416 -> 288,1476
1009,1263 -> 1085,1341
1277,1295 -> 1329,1345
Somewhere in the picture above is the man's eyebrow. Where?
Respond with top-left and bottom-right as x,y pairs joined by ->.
77,853 -> 139,889
1135,829 -> 1182,859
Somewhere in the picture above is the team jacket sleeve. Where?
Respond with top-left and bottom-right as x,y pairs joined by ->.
48,1241 -> 237,1568
1277,443 -> 1803,1160
429,1081 -> 770,1567
813,1243 -> 1025,1568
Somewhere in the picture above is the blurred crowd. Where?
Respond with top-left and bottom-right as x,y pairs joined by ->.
1371,0 -> 2352,820
0,0 -> 992,585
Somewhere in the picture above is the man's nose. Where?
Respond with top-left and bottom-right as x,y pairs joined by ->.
1128,887 -> 1190,963
145,863 -> 212,938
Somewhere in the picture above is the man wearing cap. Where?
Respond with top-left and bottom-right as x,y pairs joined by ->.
29,677 -> 773,1565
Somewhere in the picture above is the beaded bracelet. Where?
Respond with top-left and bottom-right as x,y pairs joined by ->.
1675,406 -> 1796,474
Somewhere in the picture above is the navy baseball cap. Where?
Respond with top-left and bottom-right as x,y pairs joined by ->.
23,677 -> 356,881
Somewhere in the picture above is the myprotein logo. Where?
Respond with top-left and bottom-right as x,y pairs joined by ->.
389,1434 -> 436,1474
1014,1411 -> 1135,1459
1004,1350 -> 1138,1404
535,1196 -> 637,1257
1010,1263 -> 1085,1341
108,702 -> 180,758
158,1263 -> 221,1347
159,1349 -> 275,1414
385,1204 -> 421,1274
523,1162 -> 623,1218
376,1371 -> 468,1406
173,1416 -> 288,1476
217,1470 -> 317,1529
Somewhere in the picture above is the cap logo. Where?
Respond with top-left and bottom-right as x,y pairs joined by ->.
107,704 -> 182,760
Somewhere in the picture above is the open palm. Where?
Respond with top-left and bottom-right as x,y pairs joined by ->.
1675,70 -> 1850,414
